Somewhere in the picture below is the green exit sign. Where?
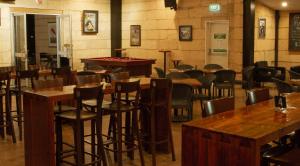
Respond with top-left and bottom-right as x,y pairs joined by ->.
209,3 -> 221,12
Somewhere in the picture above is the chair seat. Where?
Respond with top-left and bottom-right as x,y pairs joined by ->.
268,148 -> 300,165
56,111 -> 96,120
102,102 -> 136,112
54,105 -> 76,113
82,99 -> 111,108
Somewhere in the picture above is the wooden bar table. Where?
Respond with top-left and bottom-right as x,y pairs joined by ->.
182,93 -> 300,166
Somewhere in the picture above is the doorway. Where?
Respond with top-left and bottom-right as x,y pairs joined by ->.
12,13 -> 73,70
205,20 -> 229,68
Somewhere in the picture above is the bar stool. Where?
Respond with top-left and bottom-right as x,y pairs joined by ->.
10,69 -> 39,141
0,72 -> 16,143
102,79 -> 145,166
55,85 -> 107,166
141,78 -> 176,166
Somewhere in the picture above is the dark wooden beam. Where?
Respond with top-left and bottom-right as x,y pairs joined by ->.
275,10 -> 280,67
111,0 -> 122,57
243,0 -> 255,68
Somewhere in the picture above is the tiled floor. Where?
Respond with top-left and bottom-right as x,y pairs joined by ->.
0,84 -> 265,166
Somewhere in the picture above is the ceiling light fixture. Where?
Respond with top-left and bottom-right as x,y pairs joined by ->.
282,1 -> 288,7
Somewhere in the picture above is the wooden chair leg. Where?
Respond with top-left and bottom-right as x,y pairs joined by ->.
133,110 -> 145,166
112,114 -> 118,162
150,108 -> 156,166
126,112 -> 134,160
91,120 -> 96,166
167,114 -> 176,161
55,117 -> 63,166
96,118 -> 107,166
7,101 -> 16,143
117,112 -> 123,166
75,121 -> 83,165
16,94 -> 22,141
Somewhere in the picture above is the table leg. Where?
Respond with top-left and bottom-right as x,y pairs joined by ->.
0,96 -> 4,138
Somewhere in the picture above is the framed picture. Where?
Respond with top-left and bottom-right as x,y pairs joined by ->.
82,10 -> 98,33
258,18 -> 266,39
289,13 -> 300,51
130,25 -> 141,46
179,25 -> 192,41
48,22 -> 57,47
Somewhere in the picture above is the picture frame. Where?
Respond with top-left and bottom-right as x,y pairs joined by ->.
289,13 -> 300,51
179,25 -> 192,41
82,10 -> 98,34
130,25 -> 141,46
48,22 -> 57,47
258,18 -> 266,39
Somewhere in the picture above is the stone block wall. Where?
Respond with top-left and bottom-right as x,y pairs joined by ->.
122,0 -> 243,73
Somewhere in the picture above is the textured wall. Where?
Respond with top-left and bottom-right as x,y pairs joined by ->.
254,2 -> 275,65
0,0 -> 111,69
122,0 -> 243,72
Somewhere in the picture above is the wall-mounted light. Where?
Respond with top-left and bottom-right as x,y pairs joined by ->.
282,1 -> 288,7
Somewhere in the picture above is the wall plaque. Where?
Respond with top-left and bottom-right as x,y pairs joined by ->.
289,13 -> 300,51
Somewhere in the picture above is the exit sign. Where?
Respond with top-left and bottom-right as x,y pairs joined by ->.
209,3 -> 221,12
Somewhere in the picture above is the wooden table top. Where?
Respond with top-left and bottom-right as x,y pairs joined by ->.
183,93 -> 300,145
24,77 -> 201,98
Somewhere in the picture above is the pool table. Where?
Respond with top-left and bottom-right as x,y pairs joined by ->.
81,57 -> 156,77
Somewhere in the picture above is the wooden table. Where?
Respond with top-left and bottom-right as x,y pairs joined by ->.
81,57 -> 156,77
24,77 -> 200,166
182,93 -> 300,166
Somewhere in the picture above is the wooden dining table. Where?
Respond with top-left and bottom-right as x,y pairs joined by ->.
182,93 -> 300,166
23,77 -> 201,166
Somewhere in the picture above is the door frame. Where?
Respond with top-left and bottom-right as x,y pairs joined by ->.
10,8 -> 65,68
205,20 -> 230,68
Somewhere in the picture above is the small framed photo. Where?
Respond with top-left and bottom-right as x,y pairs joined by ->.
179,25 -> 192,41
130,25 -> 141,46
48,22 -> 57,47
258,18 -> 266,39
82,10 -> 98,34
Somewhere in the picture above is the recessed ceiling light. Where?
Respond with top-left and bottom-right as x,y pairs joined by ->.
282,1 -> 288,7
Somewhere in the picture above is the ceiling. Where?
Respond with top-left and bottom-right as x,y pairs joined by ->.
257,0 -> 300,11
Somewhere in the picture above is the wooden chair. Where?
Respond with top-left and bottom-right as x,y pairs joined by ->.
141,78 -> 176,166
171,83 -> 193,121
55,85 -> 107,166
102,80 -> 145,166
202,96 -> 234,118
0,72 -> 16,143
213,69 -> 236,97
246,88 -> 271,105
10,69 -> 39,141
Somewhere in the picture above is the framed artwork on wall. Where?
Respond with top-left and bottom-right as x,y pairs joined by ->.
82,10 -> 98,34
130,25 -> 141,46
258,18 -> 266,39
179,25 -> 192,41
289,13 -> 300,51
48,22 -> 57,47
